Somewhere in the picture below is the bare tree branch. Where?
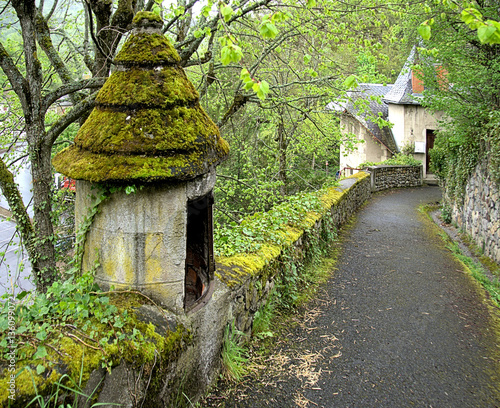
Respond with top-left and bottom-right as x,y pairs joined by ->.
45,92 -> 99,146
42,77 -> 105,112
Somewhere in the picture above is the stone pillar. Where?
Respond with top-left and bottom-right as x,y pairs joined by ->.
53,12 -> 228,313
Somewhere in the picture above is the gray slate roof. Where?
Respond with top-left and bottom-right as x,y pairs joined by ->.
333,83 -> 399,154
383,47 -> 422,105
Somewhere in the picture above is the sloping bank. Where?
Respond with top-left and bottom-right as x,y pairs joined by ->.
1,172 -> 377,407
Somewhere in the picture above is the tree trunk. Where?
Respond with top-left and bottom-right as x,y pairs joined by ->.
11,0 -> 58,292
28,127 -> 58,291
278,120 -> 287,197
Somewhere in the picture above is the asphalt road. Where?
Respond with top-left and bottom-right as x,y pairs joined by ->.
203,186 -> 500,408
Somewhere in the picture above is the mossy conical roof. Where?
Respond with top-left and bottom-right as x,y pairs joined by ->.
53,11 -> 229,183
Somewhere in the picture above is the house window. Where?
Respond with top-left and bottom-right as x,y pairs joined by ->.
184,192 -> 215,310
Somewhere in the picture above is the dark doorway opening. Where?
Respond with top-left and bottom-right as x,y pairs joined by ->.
426,129 -> 436,174
185,192 -> 214,310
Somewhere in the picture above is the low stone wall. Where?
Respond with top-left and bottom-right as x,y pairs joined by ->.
366,165 -> 423,191
216,173 -> 372,336
452,161 -> 500,263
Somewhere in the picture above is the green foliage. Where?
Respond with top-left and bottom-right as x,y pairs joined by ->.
407,1 -> 500,201
252,296 -> 276,340
360,152 -> 422,167
214,187 -> 328,257
446,241 -> 500,307
485,111 -> 500,185
440,203 -> 452,225
221,322 -> 248,382
21,361 -> 119,408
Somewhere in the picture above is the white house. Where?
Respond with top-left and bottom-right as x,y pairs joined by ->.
329,48 -> 444,180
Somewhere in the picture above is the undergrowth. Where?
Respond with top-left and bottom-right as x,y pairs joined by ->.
360,152 -> 422,167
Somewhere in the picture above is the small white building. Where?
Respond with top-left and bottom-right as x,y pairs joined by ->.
330,48 -> 444,180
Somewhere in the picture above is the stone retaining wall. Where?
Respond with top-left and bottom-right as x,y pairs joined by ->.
366,165 -> 423,191
451,161 -> 500,263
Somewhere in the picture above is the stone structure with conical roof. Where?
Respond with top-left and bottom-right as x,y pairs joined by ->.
53,12 -> 229,313
53,11 -> 228,183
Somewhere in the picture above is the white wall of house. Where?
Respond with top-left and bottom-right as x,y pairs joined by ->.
340,115 -> 390,173
388,104 -> 444,177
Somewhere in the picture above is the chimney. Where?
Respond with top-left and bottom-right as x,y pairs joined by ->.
412,68 -> 425,94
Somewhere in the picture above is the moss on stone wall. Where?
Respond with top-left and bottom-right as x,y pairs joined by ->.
215,173 -> 370,288
0,292 -> 191,407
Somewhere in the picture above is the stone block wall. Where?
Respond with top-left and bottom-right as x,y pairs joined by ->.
452,161 -> 500,263
366,165 -> 423,191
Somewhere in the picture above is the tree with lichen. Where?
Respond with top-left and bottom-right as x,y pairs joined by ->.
0,0 -> 133,292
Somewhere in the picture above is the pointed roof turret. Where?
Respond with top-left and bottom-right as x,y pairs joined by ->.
53,11 -> 229,183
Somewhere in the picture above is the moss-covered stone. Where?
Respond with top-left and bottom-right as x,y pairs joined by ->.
52,138 -> 229,182
53,13 -> 228,183
115,32 -> 181,66
74,106 -> 219,155
95,67 -> 198,107
0,292 -> 191,407
132,11 -> 163,26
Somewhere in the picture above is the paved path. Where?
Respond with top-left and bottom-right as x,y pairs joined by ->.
205,186 -> 500,407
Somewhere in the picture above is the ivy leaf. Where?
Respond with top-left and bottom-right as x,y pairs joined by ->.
36,330 -> 47,341
36,364 -> 46,375
33,345 -> 48,360
418,23 -> 431,41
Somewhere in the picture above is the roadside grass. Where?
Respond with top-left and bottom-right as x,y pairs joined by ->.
420,203 -> 500,308
446,240 -> 500,307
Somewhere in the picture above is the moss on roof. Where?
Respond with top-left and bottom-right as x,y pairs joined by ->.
73,106 -> 219,155
115,32 -> 181,66
53,138 -> 229,183
53,12 -> 228,183
95,67 -> 198,108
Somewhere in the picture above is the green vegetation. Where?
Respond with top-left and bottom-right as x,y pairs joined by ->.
409,1 -> 500,202
447,240 -> 500,307
221,323 -> 249,382
360,152 -> 422,168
